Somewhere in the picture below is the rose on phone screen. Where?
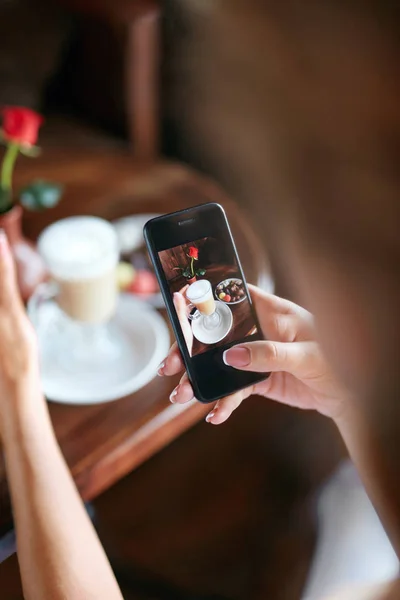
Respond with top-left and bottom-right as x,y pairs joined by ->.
174,245 -> 205,281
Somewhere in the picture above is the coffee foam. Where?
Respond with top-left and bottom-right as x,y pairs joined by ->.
38,217 -> 119,280
186,279 -> 211,301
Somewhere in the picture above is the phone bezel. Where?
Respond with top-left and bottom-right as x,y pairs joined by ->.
144,202 -> 269,403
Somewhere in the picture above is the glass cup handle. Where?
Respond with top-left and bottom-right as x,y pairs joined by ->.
187,303 -> 201,321
27,281 -> 59,329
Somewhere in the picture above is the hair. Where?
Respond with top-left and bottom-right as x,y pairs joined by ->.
176,0 -> 400,563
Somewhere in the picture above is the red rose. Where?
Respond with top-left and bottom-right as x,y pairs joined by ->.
188,246 -> 198,259
2,107 -> 44,147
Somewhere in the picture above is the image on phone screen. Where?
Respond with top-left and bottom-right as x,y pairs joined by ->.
158,236 -> 259,358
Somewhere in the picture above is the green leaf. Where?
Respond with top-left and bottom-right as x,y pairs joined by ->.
182,268 -> 191,278
196,268 -> 206,276
19,180 -> 63,211
0,184 -> 12,213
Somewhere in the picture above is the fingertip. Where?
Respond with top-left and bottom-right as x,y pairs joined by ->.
223,346 -> 251,368
175,397 -> 193,405
157,360 -> 166,376
205,406 -> 231,425
205,410 -> 215,423
173,291 -> 184,303
163,350 -> 184,376
173,380 -> 194,404
212,411 -> 230,425
157,347 -> 181,376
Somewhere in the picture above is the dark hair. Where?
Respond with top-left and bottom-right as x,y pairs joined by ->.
176,0 -> 400,561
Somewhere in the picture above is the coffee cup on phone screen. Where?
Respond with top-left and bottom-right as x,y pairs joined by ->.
185,280 -> 221,330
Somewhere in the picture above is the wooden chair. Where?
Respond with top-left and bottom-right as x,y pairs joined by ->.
56,0 -> 161,160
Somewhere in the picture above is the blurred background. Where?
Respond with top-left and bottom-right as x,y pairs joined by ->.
0,1 -> 397,598
0,0 -> 221,164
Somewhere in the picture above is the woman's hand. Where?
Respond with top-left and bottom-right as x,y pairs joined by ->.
0,231 -> 40,427
159,285 -> 349,424
173,285 -> 194,356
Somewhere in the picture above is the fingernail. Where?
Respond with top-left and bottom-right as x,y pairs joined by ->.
157,361 -> 165,376
206,411 -> 216,423
223,347 -> 250,367
169,387 -> 178,403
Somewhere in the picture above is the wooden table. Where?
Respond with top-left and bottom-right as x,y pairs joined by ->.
0,153 -> 270,541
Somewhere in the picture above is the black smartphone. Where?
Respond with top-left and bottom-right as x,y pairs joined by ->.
144,203 -> 269,403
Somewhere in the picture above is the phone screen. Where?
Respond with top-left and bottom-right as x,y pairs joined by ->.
158,236 -> 259,358
145,203 -> 268,402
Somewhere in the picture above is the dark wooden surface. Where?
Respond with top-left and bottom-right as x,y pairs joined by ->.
0,154 -> 270,538
1,398 -> 345,599
92,399 -> 344,600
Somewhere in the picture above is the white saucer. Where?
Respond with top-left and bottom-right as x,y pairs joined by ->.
191,301 -> 233,345
28,294 -> 170,405
112,213 -> 164,308
112,213 -> 161,254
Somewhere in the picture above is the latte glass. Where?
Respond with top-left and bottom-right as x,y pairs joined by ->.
186,280 -> 221,330
30,216 -> 125,373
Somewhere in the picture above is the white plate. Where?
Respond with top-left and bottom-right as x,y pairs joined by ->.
112,213 -> 160,253
215,278 -> 246,305
28,294 -> 170,405
112,213 -> 164,309
191,301 -> 233,345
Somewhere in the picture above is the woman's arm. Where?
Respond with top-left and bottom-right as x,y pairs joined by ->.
0,232 -> 123,600
335,404 -> 400,559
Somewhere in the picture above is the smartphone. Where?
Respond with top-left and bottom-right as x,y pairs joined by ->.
144,203 -> 269,403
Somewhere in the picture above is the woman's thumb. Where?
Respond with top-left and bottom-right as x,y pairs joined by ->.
223,340 -> 315,377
